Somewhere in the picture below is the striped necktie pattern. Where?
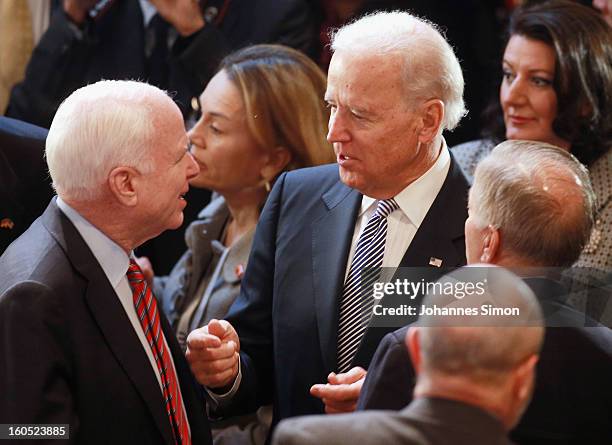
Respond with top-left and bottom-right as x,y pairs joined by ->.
127,260 -> 191,445
336,198 -> 399,372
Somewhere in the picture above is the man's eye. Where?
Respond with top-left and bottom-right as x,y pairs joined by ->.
351,110 -> 366,120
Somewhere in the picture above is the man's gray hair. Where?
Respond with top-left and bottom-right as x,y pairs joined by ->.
418,266 -> 544,385
470,140 -> 595,267
330,11 -> 466,131
46,80 -> 167,201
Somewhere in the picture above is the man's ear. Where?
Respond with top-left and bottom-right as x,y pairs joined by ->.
406,327 -> 422,374
417,99 -> 444,144
513,354 -> 539,406
108,166 -> 139,206
260,146 -> 291,183
481,225 -> 500,263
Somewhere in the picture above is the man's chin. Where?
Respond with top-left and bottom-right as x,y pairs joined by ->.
160,213 -> 185,233
340,169 -> 374,197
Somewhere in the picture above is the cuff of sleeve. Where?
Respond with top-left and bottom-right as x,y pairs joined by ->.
204,355 -> 242,409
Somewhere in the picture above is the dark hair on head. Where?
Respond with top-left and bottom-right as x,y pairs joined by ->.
483,0 -> 612,165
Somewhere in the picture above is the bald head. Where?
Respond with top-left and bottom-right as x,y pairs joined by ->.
415,266 -> 543,384
467,140 -> 595,267
408,266 -> 544,430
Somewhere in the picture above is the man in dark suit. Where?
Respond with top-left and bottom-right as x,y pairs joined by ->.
0,117 -> 52,254
185,11 -> 470,433
358,140 -> 612,444
272,266 -> 545,445
0,80 -> 212,444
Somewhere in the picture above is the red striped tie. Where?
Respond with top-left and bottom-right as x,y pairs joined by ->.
127,260 -> 191,445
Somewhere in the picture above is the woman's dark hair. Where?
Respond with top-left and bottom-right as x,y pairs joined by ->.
483,0 -> 612,165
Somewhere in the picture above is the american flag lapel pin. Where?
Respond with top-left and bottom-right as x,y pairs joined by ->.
429,257 -> 443,267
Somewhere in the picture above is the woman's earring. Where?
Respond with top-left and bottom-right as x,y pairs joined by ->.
264,181 -> 271,193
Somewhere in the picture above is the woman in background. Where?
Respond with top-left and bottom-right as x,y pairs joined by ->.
140,43 -> 334,444
453,0 -> 612,274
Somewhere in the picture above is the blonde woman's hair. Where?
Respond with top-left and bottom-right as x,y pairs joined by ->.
219,44 -> 334,170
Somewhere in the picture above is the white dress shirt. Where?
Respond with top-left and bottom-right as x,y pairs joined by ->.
344,140 -> 451,279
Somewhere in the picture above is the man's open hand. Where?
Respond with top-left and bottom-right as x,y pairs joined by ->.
310,366 -> 367,414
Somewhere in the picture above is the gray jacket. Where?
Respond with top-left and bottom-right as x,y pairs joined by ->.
154,197 -> 255,331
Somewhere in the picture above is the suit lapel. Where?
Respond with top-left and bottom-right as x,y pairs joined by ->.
399,155 -> 468,268
311,181 -> 361,372
185,199 -> 229,299
42,200 -> 176,444
353,156 -> 469,368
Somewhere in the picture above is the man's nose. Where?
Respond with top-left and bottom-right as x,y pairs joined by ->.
327,110 -> 350,143
186,151 -> 200,179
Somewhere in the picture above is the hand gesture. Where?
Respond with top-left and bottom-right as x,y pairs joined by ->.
186,319 -> 240,388
310,366 -> 367,414
149,0 -> 205,36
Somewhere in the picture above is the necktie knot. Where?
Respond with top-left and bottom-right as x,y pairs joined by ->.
127,259 -> 145,285
374,198 -> 399,219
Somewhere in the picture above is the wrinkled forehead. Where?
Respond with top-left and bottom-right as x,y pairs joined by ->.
151,98 -> 188,155
326,51 -> 407,105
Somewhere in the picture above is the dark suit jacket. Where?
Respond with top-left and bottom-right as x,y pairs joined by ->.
358,277 -> 612,444
0,199 -> 212,444
222,159 -> 469,429
5,0 -> 317,128
0,117 -> 52,254
273,397 -> 512,445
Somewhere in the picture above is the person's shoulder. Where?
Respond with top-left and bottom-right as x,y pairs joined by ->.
0,213 -> 74,294
451,138 -> 495,181
281,163 -> 340,192
0,116 -> 48,140
274,410 -> 406,445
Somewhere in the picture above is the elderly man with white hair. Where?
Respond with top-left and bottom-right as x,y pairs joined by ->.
0,80 -> 212,444
185,11 -> 471,436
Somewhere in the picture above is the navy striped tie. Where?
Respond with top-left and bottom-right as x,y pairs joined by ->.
336,199 -> 399,373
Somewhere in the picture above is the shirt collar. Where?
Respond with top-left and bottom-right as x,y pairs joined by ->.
57,197 -> 130,287
139,0 -> 157,27
360,139 -> 451,227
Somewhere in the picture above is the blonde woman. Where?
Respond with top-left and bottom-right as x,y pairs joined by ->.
140,44 -> 334,444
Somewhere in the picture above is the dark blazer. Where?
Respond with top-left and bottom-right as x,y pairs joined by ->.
0,199 -> 212,444
273,397 -> 512,445
5,0 -> 317,128
0,117 -> 52,254
222,159 -> 469,428
357,278 -> 612,444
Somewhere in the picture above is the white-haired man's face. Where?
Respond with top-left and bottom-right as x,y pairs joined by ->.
324,51 -> 427,199
135,97 -> 199,237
